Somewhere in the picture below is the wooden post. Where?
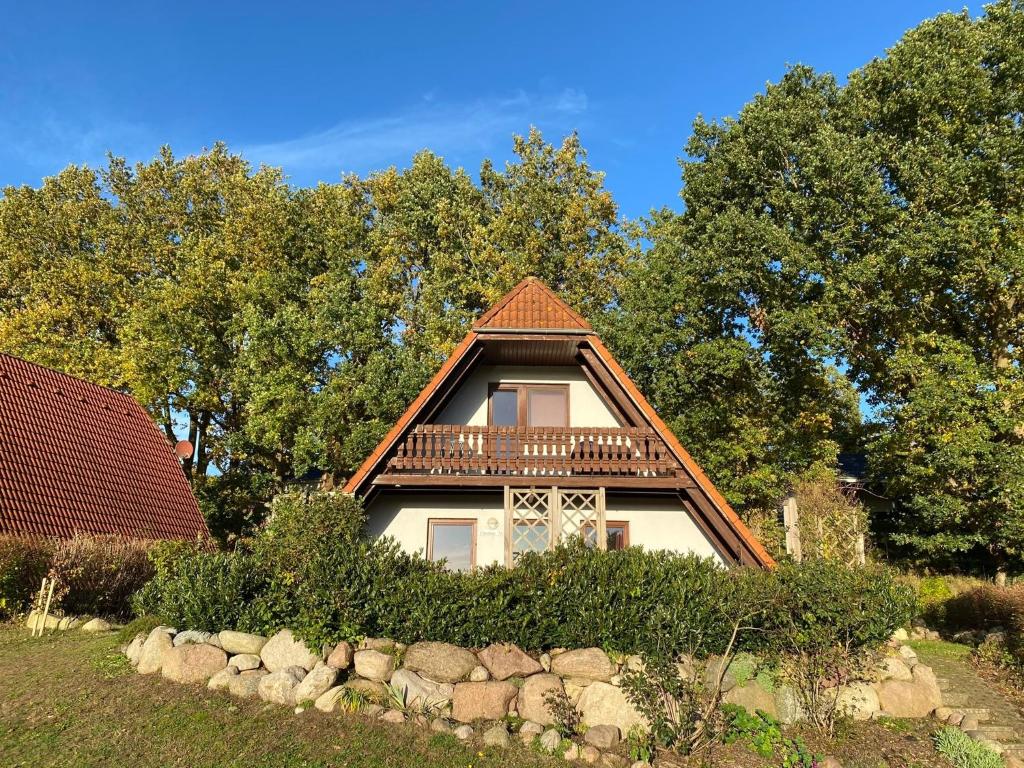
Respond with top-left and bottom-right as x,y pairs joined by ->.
31,578 -> 47,637
782,494 -> 802,563
40,579 -> 55,636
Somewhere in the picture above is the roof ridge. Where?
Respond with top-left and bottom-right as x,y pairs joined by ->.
473,277 -> 592,331
0,353 -> 135,402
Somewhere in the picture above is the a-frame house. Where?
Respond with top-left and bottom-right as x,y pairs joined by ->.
345,278 -> 773,569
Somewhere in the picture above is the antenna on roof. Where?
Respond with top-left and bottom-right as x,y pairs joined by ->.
174,440 -> 194,460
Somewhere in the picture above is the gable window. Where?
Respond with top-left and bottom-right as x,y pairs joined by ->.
427,519 -> 476,571
488,384 -> 568,428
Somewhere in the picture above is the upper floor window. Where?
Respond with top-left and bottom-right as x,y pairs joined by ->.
488,383 -> 568,428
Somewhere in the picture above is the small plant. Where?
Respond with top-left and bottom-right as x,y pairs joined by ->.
116,615 -> 163,644
544,688 -> 582,740
722,705 -> 820,767
386,683 -> 438,716
934,727 -> 1005,768
335,686 -> 371,713
625,725 -> 655,763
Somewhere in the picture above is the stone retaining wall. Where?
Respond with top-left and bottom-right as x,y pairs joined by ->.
123,625 -> 944,764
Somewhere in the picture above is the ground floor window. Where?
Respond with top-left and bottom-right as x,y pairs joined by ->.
427,519 -> 476,571
583,519 -> 629,550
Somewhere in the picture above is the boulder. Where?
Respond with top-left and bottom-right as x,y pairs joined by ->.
564,744 -> 580,761
390,668 -> 455,710
873,677 -> 941,718
470,665 -> 490,682
431,718 -> 453,733
877,656 -> 913,682
540,653 -> 552,672
773,685 -> 806,724
137,627 -> 174,675
292,663 -> 339,704
125,633 -> 146,666
897,645 -> 918,665
258,668 -> 304,706
551,647 -> 614,682
218,630 -> 268,656
453,724 -> 474,740
326,641 -> 354,670
451,681 -> 518,722
403,641 -> 479,683
585,724 -> 621,750
25,611 -> 61,631
581,745 -> 601,764
577,681 -> 645,732
228,669 -> 268,698
353,649 -> 395,682
601,756 -> 629,768
539,728 -> 562,753
836,683 -> 880,720
482,724 -> 511,748
314,685 -> 347,713
725,681 -> 779,718
81,617 -> 112,633
704,656 -> 737,692
519,721 -> 544,744
58,616 -> 82,630
229,653 -> 262,672
891,628 -> 909,642
517,673 -> 564,725
478,643 -> 543,681
260,629 -> 319,673
381,709 -> 406,724
161,643 -> 228,684
172,629 -> 214,646
359,637 -> 396,652
208,666 -> 240,691
344,677 -> 388,702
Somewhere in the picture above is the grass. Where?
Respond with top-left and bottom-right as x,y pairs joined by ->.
0,624 -> 558,768
909,639 -> 973,661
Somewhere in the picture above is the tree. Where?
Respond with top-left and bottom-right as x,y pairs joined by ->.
626,1 -> 1024,567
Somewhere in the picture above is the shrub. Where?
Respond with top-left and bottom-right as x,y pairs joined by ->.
48,534 -> 154,619
933,727 -> 1004,768
0,535 -> 53,618
136,492 -> 914,666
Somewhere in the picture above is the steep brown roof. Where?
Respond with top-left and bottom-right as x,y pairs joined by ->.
474,277 -> 592,331
0,354 -> 208,540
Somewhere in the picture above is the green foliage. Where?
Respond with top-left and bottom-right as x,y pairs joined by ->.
0,536 -> 52,619
933,726 -> 1005,768
116,615 -> 164,644
0,132 -> 630,542
543,688 -> 582,740
722,705 -> 819,767
625,726 -> 655,763
136,495 -> 913,665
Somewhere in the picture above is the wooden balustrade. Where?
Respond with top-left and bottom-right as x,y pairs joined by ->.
387,424 -> 676,477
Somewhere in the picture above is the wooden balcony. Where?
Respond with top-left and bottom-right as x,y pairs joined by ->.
384,424 -> 680,479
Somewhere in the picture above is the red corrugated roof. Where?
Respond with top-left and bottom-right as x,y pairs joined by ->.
0,354 -> 208,540
474,277 -> 592,331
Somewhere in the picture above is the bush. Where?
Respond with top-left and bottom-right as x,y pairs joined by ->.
135,492 -> 914,662
933,727 -> 1004,768
49,534 -> 154,619
0,536 -> 53,618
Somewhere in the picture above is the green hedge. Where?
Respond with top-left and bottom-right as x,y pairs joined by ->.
134,493 -> 914,658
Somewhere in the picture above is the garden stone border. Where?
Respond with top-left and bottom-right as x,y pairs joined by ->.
119,625 -> 944,764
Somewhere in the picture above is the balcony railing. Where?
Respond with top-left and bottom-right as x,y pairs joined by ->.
387,424 -> 677,477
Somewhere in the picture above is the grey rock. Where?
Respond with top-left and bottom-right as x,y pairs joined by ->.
258,668 -> 304,706
218,630 -> 268,656
137,627 -> 174,675
208,666 -> 240,691
519,720 -> 544,743
344,677 -> 389,702
550,648 -> 614,682
539,728 -> 562,753
580,744 -> 601,764
390,668 -> 454,709
260,630 -> 319,673
229,653 -> 262,672
381,709 -> 406,724
453,724 -> 474,740
482,724 -> 510,748
403,641 -> 479,683
172,629 -> 214,646
125,633 -> 146,666
313,685 -> 347,713
81,617 -> 112,633
354,649 -> 395,682
430,718 -> 453,733
577,681 -> 645,732
161,643 -> 228,684
585,723 -> 621,749
283,665 -> 308,681
469,665 -> 490,682
228,669 -> 268,699
292,662 -> 338,704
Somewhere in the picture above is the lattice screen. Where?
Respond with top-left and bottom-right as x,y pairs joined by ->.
506,487 -> 606,564
557,489 -> 602,547
509,488 -> 552,561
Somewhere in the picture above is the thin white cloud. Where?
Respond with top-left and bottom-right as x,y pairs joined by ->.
241,87 -> 590,178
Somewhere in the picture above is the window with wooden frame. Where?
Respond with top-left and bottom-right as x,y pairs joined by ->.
427,519 -> 476,571
583,520 -> 629,551
488,383 -> 569,428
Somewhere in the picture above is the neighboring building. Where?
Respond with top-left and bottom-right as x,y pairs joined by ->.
345,278 -> 773,569
0,354 -> 208,540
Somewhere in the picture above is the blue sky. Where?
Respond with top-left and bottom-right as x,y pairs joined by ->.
1,0 -> 983,219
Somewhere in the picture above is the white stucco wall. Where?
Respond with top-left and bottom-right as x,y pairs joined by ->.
604,494 -> 724,564
365,490 -> 725,567
434,365 -> 620,427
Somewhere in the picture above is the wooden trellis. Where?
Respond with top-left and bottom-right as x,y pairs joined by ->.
504,486 -> 606,565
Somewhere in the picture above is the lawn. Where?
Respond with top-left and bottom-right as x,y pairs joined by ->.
0,624 -> 956,768
0,625 -> 559,768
